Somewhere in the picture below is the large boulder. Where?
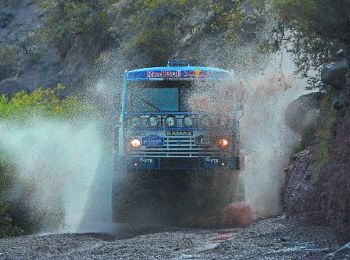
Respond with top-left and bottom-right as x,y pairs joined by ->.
285,92 -> 322,135
321,60 -> 348,90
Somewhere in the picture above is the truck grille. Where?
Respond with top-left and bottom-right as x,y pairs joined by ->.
129,136 -> 222,157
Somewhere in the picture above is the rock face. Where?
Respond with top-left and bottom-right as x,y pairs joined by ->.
285,53 -> 350,246
322,113 -> 350,244
0,0 -> 62,94
284,112 -> 350,245
284,145 -> 324,222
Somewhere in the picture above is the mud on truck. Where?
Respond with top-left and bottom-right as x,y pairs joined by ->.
113,60 -> 244,225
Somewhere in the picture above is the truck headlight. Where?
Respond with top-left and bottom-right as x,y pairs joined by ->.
148,116 -> 159,127
183,116 -> 193,127
218,138 -> 229,149
165,116 -> 176,127
130,138 -> 141,148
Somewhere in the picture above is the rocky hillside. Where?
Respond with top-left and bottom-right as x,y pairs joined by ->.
0,0 -> 61,94
0,0 -> 271,97
284,68 -> 350,245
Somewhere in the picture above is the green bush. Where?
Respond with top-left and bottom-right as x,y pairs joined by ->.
273,0 -> 350,87
0,84 -> 96,120
313,93 -> 337,175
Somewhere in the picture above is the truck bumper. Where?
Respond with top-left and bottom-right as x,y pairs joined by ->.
117,156 -> 241,171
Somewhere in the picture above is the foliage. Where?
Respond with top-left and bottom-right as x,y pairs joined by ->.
273,0 -> 350,88
208,0 -> 269,40
117,0 -> 197,65
38,0 -> 116,57
35,0 -> 272,66
0,84 -> 96,120
313,93 -> 337,173
115,0 -> 270,65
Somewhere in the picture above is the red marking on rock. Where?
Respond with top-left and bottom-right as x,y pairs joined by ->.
216,234 -> 230,241
221,202 -> 254,227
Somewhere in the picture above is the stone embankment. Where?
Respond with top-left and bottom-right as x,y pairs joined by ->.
284,54 -> 350,245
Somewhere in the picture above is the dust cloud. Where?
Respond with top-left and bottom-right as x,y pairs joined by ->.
0,118 -> 113,233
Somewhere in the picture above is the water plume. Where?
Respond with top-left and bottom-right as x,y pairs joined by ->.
239,57 -> 308,219
0,118 -> 108,233
187,53 -> 308,223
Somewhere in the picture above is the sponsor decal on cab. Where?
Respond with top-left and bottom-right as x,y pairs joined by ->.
147,70 -> 182,78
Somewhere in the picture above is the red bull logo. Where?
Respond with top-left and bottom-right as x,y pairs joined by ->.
184,70 -> 208,78
147,70 -> 182,78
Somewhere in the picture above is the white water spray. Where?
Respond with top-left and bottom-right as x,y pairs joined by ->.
239,54 -> 308,218
188,52 -> 309,221
0,118 -> 112,233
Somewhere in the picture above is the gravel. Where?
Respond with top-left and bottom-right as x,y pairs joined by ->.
0,216 -> 339,259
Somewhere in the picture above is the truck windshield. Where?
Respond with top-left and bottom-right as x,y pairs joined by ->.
126,81 -> 193,112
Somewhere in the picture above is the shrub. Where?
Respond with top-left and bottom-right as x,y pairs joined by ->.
313,93 -> 337,174
0,84 -> 96,120
273,0 -> 350,88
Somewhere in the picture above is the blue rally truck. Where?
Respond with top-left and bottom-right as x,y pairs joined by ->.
113,60 -> 243,224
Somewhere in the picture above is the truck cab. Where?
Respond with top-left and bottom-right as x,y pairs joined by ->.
113,60 -> 243,224
116,60 -> 241,172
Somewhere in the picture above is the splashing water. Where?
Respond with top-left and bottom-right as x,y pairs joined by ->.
0,51 -> 309,233
0,118 -> 113,233
240,67 -> 308,219
187,53 -> 309,224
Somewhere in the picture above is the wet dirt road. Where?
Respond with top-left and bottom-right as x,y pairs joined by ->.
0,216 -> 338,259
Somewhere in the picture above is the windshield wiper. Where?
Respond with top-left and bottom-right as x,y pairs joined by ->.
134,94 -> 162,112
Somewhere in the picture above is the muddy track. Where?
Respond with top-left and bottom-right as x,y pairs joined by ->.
0,216 -> 338,259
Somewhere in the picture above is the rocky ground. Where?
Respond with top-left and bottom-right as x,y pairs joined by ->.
0,216 -> 339,259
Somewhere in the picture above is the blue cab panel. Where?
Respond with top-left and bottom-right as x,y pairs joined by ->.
127,66 -> 231,81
